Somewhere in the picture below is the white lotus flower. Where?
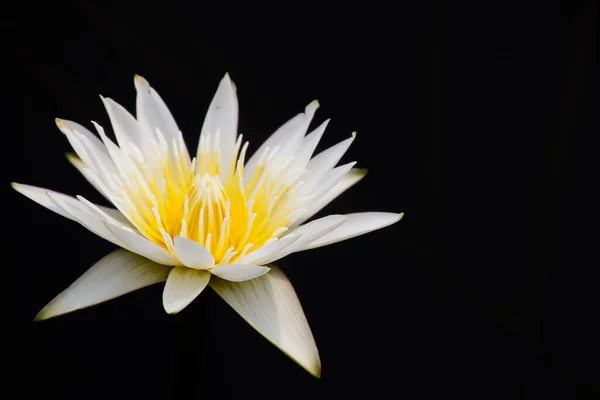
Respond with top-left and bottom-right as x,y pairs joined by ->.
12,74 -> 403,377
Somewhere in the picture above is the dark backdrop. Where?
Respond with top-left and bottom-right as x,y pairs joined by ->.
6,1 -> 599,399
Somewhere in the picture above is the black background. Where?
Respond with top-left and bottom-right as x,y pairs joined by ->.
6,1 -> 599,399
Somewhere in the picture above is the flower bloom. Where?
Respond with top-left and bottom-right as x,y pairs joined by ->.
12,74 -> 403,376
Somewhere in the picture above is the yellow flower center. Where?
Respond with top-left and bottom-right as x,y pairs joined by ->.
121,132 -> 297,265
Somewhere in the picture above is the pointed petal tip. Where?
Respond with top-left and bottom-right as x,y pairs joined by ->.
162,300 -> 185,315
351,131 -> 357,137
134,74 -> 149,90
162,267 -> 211,314
309,364 -> 322,378
10,182 -> 35,196
33,310 -> 45,322
352,167 -> 368,177
164,306 -> 180,315
221,72 -> 236,90
33,301 -> 66,322
55,117 -> 65,129
210,267 -> 321,379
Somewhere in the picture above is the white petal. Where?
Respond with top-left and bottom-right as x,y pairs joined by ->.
56,118 -> 106,155
308,161 -> 357,201
65,153 -> 113,201
273,214 -> 346,261
210,264 -> 270,282
172,236 -> 214,269
162,267 -> 211,314
301,133 -> 355,184
35,249 -> 170,321
236,234 -> 299,265
294,168 -> 367,227
12,183 -> 131,248
12,183 -> 77,222
245,101 -> 319,181
104,223 -> 180,266
76,195 -> 135,230
210,267 -> 320,377
134,75 -> 188,161
301,212 -> 404,250
45,191 -> 128,247
270,101 -> 319,167
288,119 -> 329,173
198,73 -> 239,182
101,96 -> 145,153
56,118 -> 117,174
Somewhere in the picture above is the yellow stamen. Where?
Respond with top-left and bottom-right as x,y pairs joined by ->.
121,132 -> 295,265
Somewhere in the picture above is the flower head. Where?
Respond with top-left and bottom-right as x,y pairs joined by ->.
12,74 -> 403,376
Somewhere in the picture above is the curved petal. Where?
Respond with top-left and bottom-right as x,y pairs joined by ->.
273,214 -> 346,262
162,267 -> 211,314
56,119 -> 117,184
35,249 -> 170,321
210,266 -> 320,377
173,236 -> 215,269
100,96 -> 144,152
12,183 -> 78,222
198,73 -> 239,182
65,153 -> 113,202
236,235 -> 299,265
291,119 -> 329,171
104,223 -> 180,266
210,264 -> 270,282
12,183 -> 130,248
300,133 -> 355,186
134,75 -> 189,162
46,191 -> 128,247
244,101 -> 319,182
292,168 -> 367,228
300,212 -> 404,251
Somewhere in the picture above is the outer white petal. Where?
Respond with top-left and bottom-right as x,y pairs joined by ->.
12,183 -> 78,222
46,192 -> 128,247
245,101 -> 319,181
210,264 -> 270,282
236,235 -> 299,265
35,249 -> 170,321
210,267 -> 320,377
162,267 -> 211,314
269,101 -> 319,167
55,119 -> 106,155
172,236 -> 214,269
198,73 -> 239,182
308,161 -> 357,201
65,153 -> 113,202
12,183 -> 130,248
104,224 -> 180,266
134,75 -> 188,160
292,119 -> 329,170
300,212 -> 404,251
272,215 -> 346,262
291,168 -> 367,228
55,118 -> 117,175
100,96 -> 145,153
76,195 -> 135,229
